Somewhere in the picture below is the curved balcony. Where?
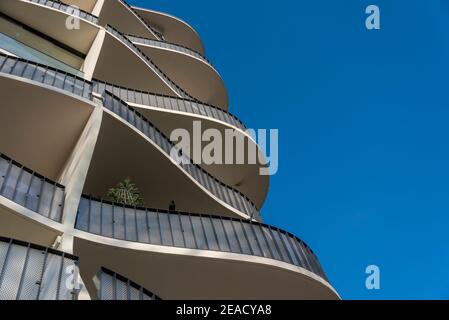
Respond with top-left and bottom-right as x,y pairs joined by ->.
0,54 -> 95,184
0,154 -> 64,223
0,237 -> 80,300
74,196 -> 338,300
95,267 -> 160,300
0,153 -> 65,249
132,6 -> 205,55
0,55 -> 267,212
100,92 -> 261,221
93,25 -> 199,100
128,34 -> 228,110
94,82 -> 269,208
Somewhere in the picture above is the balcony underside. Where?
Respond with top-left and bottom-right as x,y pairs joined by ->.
98,0 -> 157,39
132,105 -> 269,209
132,7 -> 204,55
0,75 -> 94,181
73,233 -> 339,300
136,43 -> 228,110
0,197 -> 63,248
93,33 -> 175,96
83,110 -> 249,219
0,0 -> 98,55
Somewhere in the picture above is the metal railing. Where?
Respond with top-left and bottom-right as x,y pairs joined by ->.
105,25 -> 194,101
0,237 -> 80,300
28,0 -> 99,24
102,92 -> 260,221
76,196 -> 327,281
95,267 -> 160,300
93,81 -> 246,131
0,53 -> 245,131
127,34 -> 210,66
0,154 -> 65,222
0,54 -> 92,100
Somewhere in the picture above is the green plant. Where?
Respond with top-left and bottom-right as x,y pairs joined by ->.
106,178 -> 144,206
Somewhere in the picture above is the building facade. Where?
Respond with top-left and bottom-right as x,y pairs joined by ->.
0,0 -> 338,300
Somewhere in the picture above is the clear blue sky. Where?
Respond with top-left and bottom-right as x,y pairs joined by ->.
130,0 -> 449,300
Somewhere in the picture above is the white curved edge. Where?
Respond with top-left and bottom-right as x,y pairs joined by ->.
103,108 -> 257,222
72,230 -> 340,299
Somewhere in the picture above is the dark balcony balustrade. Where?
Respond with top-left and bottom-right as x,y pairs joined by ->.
0,154 -> 65,223
95,267 -> 160,300
0,54 -> 92,100
76,196 -> 327,281
0,237 -> 80,300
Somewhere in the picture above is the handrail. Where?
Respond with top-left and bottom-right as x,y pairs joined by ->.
0,237 -> 80,300
96,267 -> 161,300
0,153 -> 65,222
76,196 -> 327,281
27,0 -> 99,24
102,92 -> 261,221
93,81 -> 246,131
126,33 -> 210,66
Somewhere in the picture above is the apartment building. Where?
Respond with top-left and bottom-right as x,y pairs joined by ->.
0,0 -> 338,300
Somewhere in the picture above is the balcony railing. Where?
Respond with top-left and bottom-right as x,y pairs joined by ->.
93,81 -> 246,131
102,92 -> 261,221
95,267 -> 160,300
127,34 -> 210,66
0,53 -> 245,131
76,196 -> 327,281
106,25 -> 194,101
0,54 -> 92,100
0,237 -> 80,300
0,154 -> 65,222
27,0 -> 99,24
